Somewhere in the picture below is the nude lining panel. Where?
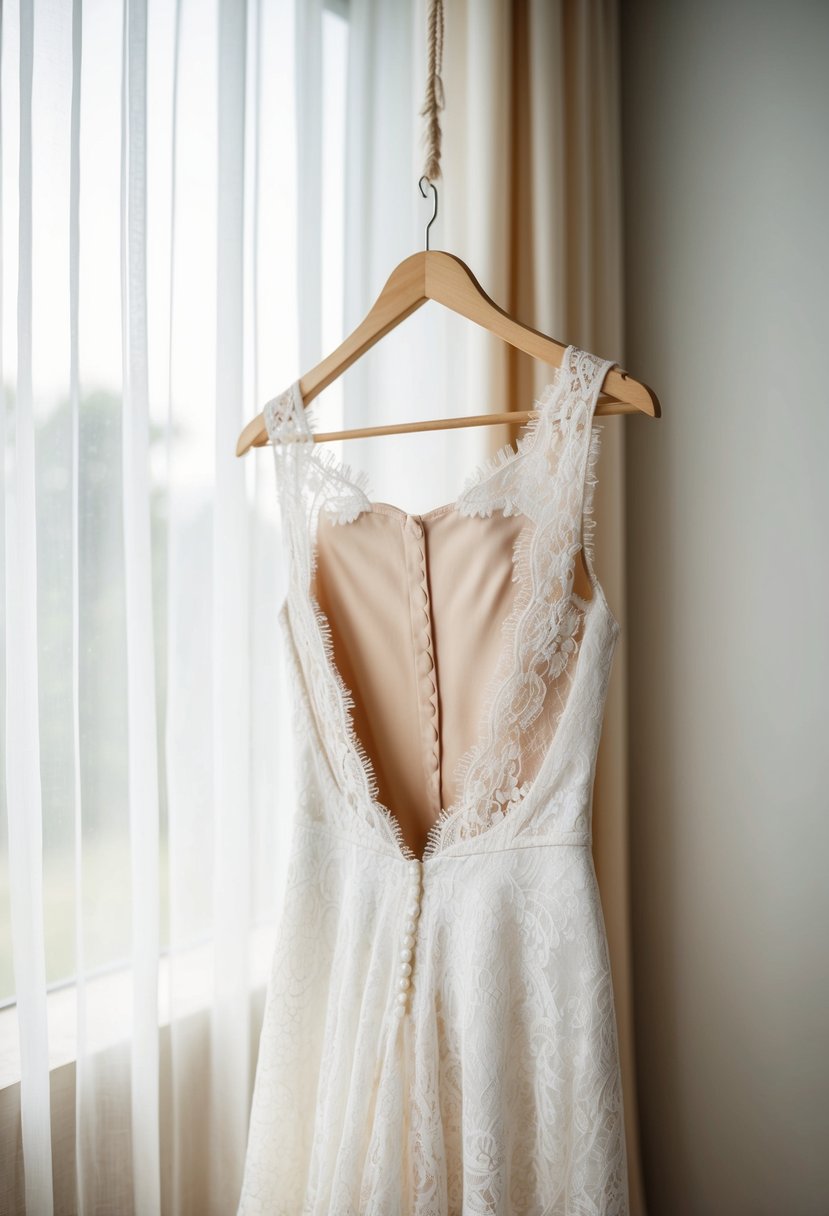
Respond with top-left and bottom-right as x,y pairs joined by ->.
313,504 -> 593,859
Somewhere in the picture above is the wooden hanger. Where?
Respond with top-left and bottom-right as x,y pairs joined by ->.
236,179 -> 660,457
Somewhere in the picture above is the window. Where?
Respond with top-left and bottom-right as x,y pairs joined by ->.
0,0 -> 349,1083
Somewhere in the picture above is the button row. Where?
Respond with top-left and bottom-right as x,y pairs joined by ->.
402,515 -> 441,813
393,859 -> 423,1019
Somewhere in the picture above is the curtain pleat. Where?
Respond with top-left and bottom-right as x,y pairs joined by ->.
74,0 -> 134,1208
120,0 -> 163,1208
164,4 -> 216,1215
295,0 -> 323,370
69,0 -> 87,1211
5,0 -> 54,1210
209,1 -> 252,1211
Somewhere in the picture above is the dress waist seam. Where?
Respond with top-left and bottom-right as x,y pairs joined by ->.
291,815 -> 591,860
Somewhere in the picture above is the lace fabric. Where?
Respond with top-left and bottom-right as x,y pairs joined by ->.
238,347 -> 629,1214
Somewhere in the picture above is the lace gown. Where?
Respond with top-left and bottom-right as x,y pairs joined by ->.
236,346 -> 630,1215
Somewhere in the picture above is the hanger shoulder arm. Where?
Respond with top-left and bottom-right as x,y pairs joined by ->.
300,254 -> 431,405
425,253 -> 660,416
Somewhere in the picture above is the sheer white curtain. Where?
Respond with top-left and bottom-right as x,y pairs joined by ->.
340,0 -> 512,517
1,0 -> 356,1210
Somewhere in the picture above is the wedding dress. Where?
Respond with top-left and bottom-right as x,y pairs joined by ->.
236,345 -> 630,1215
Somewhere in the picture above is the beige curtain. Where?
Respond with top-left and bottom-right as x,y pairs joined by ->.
438,2 -> 647,1210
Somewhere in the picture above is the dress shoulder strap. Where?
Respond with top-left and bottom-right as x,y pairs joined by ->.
261,380 -> 319,610
554,345 -> 619,577
262,380 -> 315,526
264,378 -> 373,528
263,380 -> 314,447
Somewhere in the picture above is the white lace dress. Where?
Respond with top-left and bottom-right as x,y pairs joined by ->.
236,346 -> 630,1215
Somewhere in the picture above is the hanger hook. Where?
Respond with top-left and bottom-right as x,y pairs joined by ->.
418,175 -> 438,251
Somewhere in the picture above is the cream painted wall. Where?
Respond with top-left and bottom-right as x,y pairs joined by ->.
619,2 -> 829,1214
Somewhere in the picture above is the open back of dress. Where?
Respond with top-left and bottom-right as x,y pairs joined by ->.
314,503 -> 594,859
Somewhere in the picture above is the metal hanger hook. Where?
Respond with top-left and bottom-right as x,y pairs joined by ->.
418,175 -> 438,251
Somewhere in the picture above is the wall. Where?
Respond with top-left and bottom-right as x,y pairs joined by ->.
620,2 -> 829,1213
